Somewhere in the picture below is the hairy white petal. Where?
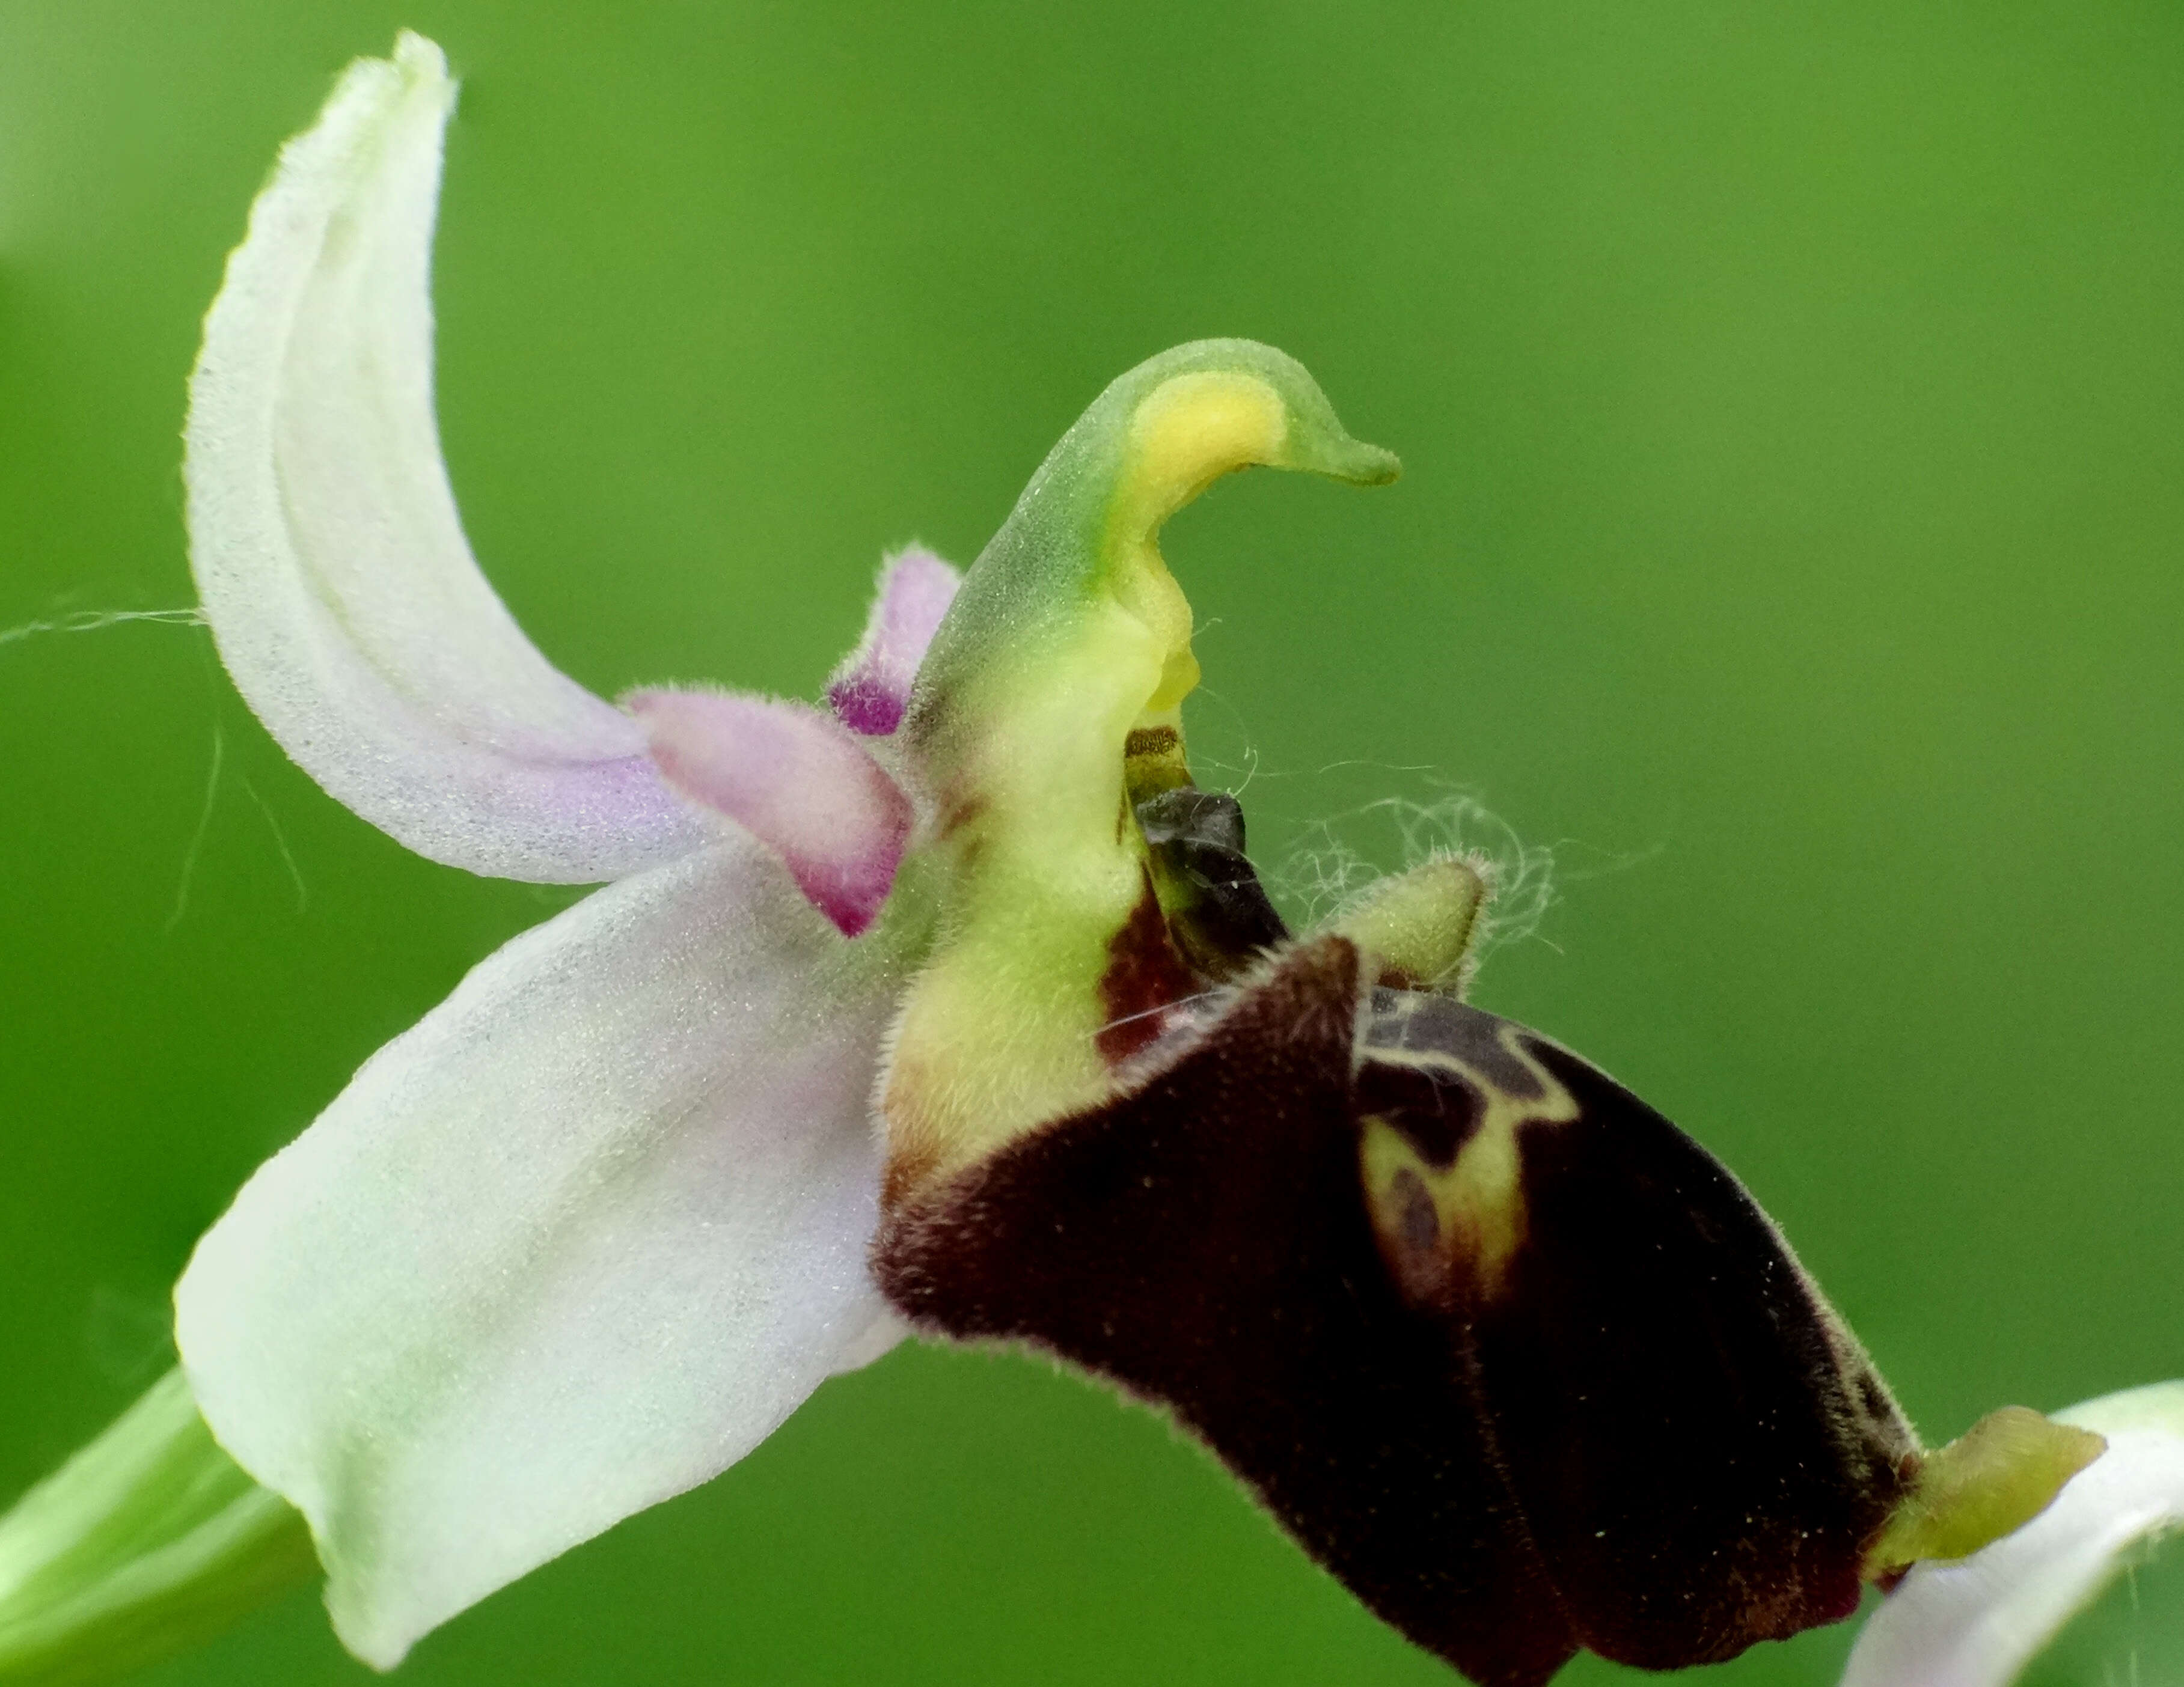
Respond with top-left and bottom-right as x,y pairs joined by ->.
1842,1382 -> 2184,1687
174,837 -> 913,1667
185,33 -> 708,881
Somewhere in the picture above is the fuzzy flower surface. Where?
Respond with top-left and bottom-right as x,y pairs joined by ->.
168,29 -> 1399,1670
173,34 -> 954,1665
159,31 -> 2184,1687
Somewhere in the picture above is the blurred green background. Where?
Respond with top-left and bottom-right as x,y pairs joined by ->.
4,1 -> 2181,1682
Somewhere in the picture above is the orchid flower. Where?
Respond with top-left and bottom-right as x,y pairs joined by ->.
3,29 -> 2179,1687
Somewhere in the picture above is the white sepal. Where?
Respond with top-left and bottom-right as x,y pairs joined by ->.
174,837 -> 912,1667
186,33 -> 708,882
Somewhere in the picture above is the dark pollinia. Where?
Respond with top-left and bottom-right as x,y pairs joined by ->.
876,789 -> 1918,1687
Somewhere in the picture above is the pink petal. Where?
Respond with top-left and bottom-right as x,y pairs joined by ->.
825,547 -> 962,735
627,688 -> 913,935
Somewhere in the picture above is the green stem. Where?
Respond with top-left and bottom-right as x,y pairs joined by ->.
0,1368 -> 318,1685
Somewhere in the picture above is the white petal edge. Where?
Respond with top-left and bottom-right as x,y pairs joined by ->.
186,33 -> 710,882
1841,1382 -> 2184,1687
173,835 -> 915,1667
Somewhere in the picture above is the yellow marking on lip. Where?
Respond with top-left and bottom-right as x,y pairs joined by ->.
1359,1022 -> 1580,1301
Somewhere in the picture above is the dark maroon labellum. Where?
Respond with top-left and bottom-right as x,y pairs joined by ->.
876,928 -> 1918,1686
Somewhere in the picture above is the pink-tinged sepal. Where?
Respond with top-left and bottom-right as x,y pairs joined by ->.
826,547 -> 961,736
627,688 -> 913,936
183,34 -> 712,884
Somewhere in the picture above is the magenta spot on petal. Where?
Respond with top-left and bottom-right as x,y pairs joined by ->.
827,548 -> 961,737
803,874 -> 886,938
826,674 -> 907,737
776,808 -> 910,939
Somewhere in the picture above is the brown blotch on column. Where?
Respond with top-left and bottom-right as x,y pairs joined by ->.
1093,869 -> 1203,1064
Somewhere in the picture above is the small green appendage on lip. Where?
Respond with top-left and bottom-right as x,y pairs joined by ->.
1864,1405 -> 2108,1581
